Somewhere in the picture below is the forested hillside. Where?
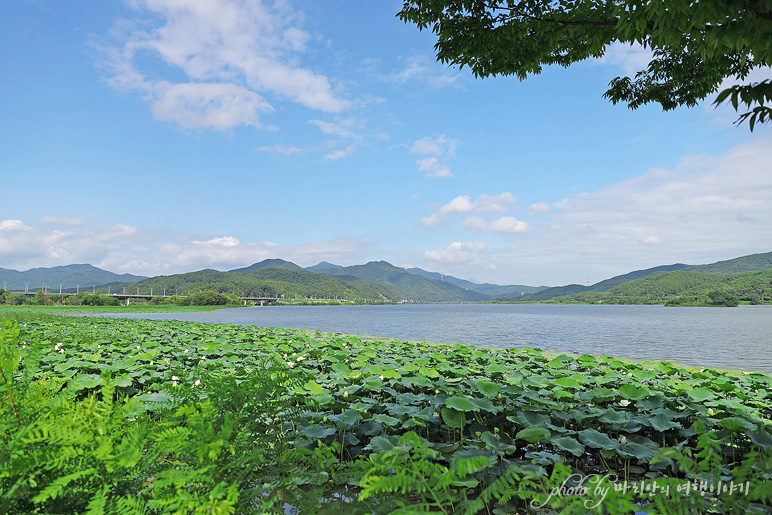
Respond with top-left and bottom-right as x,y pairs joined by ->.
314,261 -> 489,302
546,269 -> 772,305
118,268 -> 392,302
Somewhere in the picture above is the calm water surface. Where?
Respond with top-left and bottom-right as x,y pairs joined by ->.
95,304 -> 772,372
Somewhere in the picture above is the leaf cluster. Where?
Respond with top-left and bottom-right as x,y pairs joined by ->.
399,0 -> 772,128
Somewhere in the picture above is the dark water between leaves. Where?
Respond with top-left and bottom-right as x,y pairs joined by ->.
94,304 -> 772,372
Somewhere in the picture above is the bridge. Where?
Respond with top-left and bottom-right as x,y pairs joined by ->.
9,290 -> 280,306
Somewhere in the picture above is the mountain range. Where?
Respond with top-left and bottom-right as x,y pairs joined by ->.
511,251 -> 772,302
2,251 -> 771,303
0,264 -> 146,292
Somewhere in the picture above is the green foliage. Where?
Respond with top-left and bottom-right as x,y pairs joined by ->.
398,0 -> 772,129
707,289 -> 740,307
545,269 -> 772,305
3,314 -> 772,513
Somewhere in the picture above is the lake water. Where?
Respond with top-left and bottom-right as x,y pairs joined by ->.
92,304 -> 772,372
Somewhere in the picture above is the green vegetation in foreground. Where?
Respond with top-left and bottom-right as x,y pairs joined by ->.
497,269 -> 772,306
1,311 -> 771,514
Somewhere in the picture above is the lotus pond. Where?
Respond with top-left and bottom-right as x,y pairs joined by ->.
1,312 -> 771,514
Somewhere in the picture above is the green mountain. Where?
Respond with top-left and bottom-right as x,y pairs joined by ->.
0,264 -> 146,291
501,251 -> 772,301
313,261 -> 489,302
229,259 -> 305,273
589,264 -> 690,291
306,262 -> 342,270
405,267 -> 547,296
122,267 -> 392,301
687,251 -> 772,274
552,269 -> 772,305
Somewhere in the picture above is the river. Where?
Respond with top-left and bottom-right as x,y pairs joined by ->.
92,303 -> 772,372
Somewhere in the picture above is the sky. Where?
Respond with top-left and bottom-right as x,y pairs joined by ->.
1,0 -> 771,287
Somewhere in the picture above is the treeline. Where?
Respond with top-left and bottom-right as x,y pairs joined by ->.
0,290 -> 242,307
542,269 -> 772,306
120,267 -> 392,302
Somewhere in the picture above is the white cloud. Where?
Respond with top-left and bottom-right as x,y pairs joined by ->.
462,216 -> 488,232
420,213 -> 444,230
424,241 -> 487,264
150,81 -> 272,130
255,144 -> 306,155
409,135 -> 458,177
439,195 -> 475,215
596,42 -> 654,77
323,145 -> 355,161
309,119 -> 356,139
475,193 -> 517,213
386,54 -> 462,88
0,219 -> 372,275
417,157 -> 452,177
489,216 -> 528,234
529,202 -> 552,215
38,217 -> 86,226
192,236 -> 240,246
0,220 -> 32,232
100,0 -> 348,131
422,193 -> 520,230
410,135 -> 457,156
475,133 -> 772,285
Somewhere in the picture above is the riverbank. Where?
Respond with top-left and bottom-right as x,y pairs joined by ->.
1,311 -> 771,513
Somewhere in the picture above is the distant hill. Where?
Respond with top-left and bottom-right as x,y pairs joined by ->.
0,264 -> 146,291
306,262 -> 342,270
500,251 -> 772,301
687,251 -> 772,274
589,264 -> 690,292
229,259 -> 305,273
124,267 -> 392,301
314,261 -> 489,302
405,267 -> 547,295
549,269 -> 772,305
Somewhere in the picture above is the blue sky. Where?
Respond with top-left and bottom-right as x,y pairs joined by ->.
2,0 -> 771,286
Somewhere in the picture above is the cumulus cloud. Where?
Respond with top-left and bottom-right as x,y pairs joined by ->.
410,135 -> 457,177
489,216 -> 528,234
0,221 -> 139,269
100,0 -> 348,131
477,133 -> 772,285
595,42 -> 654,77
416,157 -> 452,178
39,216 -> 86,226
0,220 -> 32,232
424,241 -> 487,264
529,202 -> 552,215
0,219 -> 372,275
149,81 -> 272,130
461,216 -> 488,232
421,193 -> 521,231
